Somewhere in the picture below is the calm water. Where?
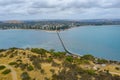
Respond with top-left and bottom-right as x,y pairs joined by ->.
0,25 -> 120,61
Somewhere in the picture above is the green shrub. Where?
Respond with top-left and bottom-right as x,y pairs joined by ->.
51,61 -> 60,67
16,59 -> 22,62
40,69 -> 45,74
9,54 -> 14,58
2,69 -> 11,75
19,63 -> 28,70
9,47 -> 18,50
32,57 -> 41,69
85,69 -> 96,75
9,62 -> 17,65
27,65 -> 34,71
0,54 -> 4,57
0,65 -> 6,70
46,58 -> 53,63
52,52 -> 66,58
97,58 -> 108,64
31,48 -> 47,55
50,69 -> 55,74
0,49 -> 6,52
81,54 -> 95,61
65,56 -> 73,62
21,72 -> 31,80
82,60 -> 90,64
9,47 -> 18,52
115,67 -> 120,70
44,77 -> 50,80
49,49 -> 55,53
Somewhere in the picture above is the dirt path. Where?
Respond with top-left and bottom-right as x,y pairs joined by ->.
110,71 -> 120,76
0,64 -> 17,80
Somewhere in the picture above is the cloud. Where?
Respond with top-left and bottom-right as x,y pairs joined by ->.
0,0 -> 120,20
0,0 -> 25,6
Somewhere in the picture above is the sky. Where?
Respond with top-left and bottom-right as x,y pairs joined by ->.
0,0 -> 120,20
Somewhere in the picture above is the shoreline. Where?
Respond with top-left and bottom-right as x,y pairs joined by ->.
0,47 -> 120,79
0,24 -> 120,32
0,47 -> 120,63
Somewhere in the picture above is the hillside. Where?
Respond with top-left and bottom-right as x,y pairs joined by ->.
0,48 -> 120,80
3,20 -> 23,24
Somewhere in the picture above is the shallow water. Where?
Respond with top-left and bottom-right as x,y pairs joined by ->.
0,25 -> 120,61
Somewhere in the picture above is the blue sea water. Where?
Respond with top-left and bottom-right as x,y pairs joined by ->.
0,25 -> 120,61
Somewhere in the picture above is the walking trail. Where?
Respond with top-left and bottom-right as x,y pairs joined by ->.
0,64 -> 17,80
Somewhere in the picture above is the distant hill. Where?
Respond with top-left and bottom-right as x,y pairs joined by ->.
3,20 -> 23,24
80,19 -> 120,22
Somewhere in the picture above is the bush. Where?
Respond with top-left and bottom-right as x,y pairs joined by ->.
9,62 -> 17,65
0,65 -> 6,70
27,65 -> 34,71
16,59 -> 22,62
50,69 -> 55,74
9,47 -> 18,50
0,54 -> 4,57
115,67 -> 120,70
0,49 -> 6,52
81,60 -> 90,64
85,69 -> 96,75
81,54 -> 95,61
9,47 -> 18,52
49,49 -> 55,53
65,56 -> 73,62
32,57 -> 41,70
31,48 -> 47,55
19,63 -> 28,70
2,69 -> 11,75
52,52 -> 66,58
9,54 -> 14,58
97,58 -> 108,64
44,77 -> 50,80
21,72 -> 31,80
40,69 -> 45,74
46,58 -> 53,63
51,61 -> 60,67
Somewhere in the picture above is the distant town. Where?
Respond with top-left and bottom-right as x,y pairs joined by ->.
0,19 -> 120,31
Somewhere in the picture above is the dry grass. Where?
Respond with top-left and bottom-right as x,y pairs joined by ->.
0,49 -> 120,80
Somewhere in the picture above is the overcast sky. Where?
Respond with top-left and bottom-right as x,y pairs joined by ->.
0,0 -> 120,20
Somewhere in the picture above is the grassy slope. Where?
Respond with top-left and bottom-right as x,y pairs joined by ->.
0,48 -> 120,80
